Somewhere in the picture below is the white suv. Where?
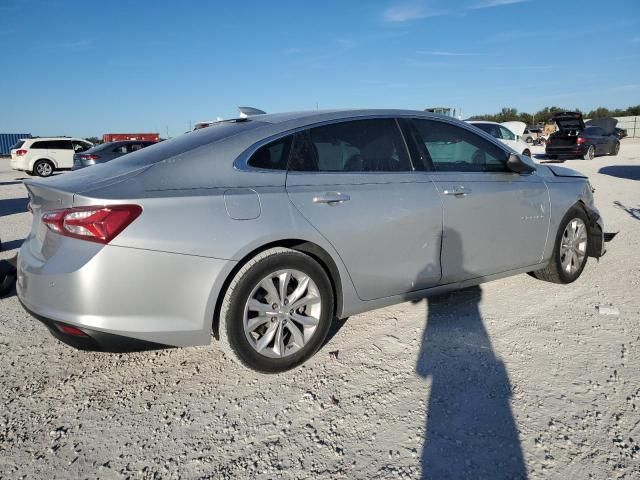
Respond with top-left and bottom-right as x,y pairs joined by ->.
10,137 -> 93,177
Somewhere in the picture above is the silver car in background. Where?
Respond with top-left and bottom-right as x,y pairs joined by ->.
17,109 -> 606,372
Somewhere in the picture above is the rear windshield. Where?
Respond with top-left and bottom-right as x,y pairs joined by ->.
110,120 -> 265,167
13,141 -> 25,149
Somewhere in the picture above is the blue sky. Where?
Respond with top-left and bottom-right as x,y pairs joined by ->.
0,0 -> 638,137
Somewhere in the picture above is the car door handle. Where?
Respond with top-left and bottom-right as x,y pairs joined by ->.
313,192 -> 351,204
442,186 -> 470,197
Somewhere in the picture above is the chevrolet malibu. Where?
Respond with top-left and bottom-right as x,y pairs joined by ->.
17,110 -> 606,372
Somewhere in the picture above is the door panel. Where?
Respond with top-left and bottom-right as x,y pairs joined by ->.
409,118 -> 550,283
430,172 -> 549,283
287,172 -> 443,300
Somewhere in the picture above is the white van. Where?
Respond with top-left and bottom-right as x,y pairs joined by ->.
10,137 -> 93,177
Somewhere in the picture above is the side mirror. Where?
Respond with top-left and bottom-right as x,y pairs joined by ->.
506,153 -> 536,174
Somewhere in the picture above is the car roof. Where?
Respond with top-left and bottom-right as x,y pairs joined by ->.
467,120 -> 499,125
26,137 -> 86,141
247,108 -> 448,126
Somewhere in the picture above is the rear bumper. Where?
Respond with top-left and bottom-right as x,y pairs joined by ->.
20,299 -> 168,352
10,158 -> 27,170
545,145 -> 587,156
17,239 -> 235,348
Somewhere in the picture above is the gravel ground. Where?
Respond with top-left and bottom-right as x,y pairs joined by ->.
0,142 -> 639,479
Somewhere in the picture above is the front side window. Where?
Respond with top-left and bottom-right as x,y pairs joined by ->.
499,126 -> 516,141
412,119 -> 507,172
248,135 -> 292,170
290,119 -> 411,172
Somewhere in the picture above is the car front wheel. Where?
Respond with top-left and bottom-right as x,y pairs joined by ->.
529,206 -> 589,284
218,247 -> 334,373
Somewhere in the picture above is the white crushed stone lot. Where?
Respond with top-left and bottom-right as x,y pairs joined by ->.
1,141 -> 639,479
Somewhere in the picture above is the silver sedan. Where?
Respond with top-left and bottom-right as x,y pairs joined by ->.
17,109 -> 605,372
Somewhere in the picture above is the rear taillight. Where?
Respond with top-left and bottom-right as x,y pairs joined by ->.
576,137 -> 586,145
79,154 -> 100,160
16,149 -> 27,156
42,205 -> 142,244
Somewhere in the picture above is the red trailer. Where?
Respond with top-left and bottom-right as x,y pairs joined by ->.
102,133 -> 160,143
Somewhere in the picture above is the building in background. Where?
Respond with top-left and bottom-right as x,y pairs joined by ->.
0,133 -> 32,155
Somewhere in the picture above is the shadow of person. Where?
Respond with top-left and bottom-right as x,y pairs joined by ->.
415,229 -> 527,479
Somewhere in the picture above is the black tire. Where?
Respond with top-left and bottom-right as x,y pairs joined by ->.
0,261 -> 17,298
547,154 -> 557,160
610,142 -> 620,156
529,206 -> 589,284
33,159 -> 54,177
582,145 -> 595,160
523,149 -> 531,157
218,247 -> 334,373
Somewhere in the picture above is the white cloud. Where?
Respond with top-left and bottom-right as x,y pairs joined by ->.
417,50 -> 480,56
469,0 -> 529,9
383,4 -> 445,22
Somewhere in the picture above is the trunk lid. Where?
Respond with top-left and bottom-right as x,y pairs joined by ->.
501,121 -> 526,137
585,117 -> 617,135
551,111 -> 585,131
22,182 -> 78,260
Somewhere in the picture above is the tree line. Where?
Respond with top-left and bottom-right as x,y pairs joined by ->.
468,105 -> 640,125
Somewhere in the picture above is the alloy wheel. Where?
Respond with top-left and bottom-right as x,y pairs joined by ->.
559,218 -> 587,274
243,269 -> 322,358
36,162 -> 52,176
586,146 -> 594,160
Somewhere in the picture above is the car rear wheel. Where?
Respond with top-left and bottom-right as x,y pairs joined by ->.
218,247 -> 334,373
522,149 -> 531,157
529,206 -> 589,284
547,154 -> 557,160
582,145 -> 595,160
34,160 -> 54,177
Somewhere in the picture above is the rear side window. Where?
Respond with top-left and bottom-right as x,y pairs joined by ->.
292,118 -> 411,172
412,119 -> 507,172
584,126 -> 604,136
248,136 -> 292,170
113,144 -> 129,154
49,140 -> 73,149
